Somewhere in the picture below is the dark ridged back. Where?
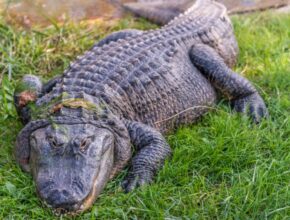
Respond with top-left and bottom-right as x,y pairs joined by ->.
36,0 -> 238,133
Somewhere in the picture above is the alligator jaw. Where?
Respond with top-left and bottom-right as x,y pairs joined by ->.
79,143 -> 115,212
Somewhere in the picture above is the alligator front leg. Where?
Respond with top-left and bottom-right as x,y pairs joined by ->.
122,120 -> 171,192
189,44 -> 268,123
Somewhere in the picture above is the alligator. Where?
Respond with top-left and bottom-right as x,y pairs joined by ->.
14,0 -> 268,214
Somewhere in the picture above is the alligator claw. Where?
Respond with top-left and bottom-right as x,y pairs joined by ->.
231,92 -> 268,123
122,171 -> 153,193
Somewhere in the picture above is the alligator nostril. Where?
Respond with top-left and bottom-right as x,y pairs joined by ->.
62,190 -> 69,197
47,190 -> 61,205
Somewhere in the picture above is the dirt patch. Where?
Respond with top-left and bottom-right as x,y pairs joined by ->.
2,0 -> 133,27
2,0 -> 289,28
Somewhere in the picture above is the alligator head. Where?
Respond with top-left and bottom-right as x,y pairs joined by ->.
15,114 -> 131,214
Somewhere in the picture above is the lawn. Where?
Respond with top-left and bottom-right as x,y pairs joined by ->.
0,12 -> 289,219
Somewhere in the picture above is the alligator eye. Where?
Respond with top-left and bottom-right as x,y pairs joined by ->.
80,137 -> 92,152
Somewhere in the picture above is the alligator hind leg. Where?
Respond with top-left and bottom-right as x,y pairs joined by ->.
122,120 -> 171,192
14,75 -> 43,124
95,29 -> 143,47
14,75 -> 61,124
189,44 -> 268,123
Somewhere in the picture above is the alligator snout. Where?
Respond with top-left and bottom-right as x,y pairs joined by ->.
46,189 -> 79,209
38,183 -> 83,212
36,177 -> 85,212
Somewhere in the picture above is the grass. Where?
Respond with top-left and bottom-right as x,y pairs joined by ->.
0,12 -> 289,219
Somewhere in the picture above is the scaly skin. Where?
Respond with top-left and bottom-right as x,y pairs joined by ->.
14,0 -> 267,213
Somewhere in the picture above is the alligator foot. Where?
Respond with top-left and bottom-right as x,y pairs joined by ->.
231,92 -> 268,124
122,170 -> 153,192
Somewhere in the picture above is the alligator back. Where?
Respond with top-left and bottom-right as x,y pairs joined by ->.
37,0 -> 238,133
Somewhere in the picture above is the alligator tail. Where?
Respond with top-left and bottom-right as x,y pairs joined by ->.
123,0 -> 194,25
165,0 -> 226,27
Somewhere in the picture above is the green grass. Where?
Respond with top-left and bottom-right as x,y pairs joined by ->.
0,13 -> 289,219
